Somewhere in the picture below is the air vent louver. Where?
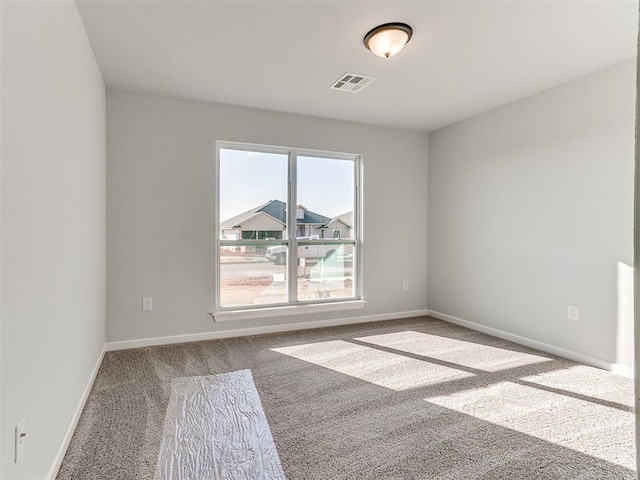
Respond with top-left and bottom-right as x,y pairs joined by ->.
329,73 -> 375,93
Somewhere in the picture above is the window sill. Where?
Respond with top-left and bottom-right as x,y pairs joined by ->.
213,300 -> 367,322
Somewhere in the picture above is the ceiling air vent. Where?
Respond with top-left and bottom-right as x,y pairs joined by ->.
329,73 -> 375,93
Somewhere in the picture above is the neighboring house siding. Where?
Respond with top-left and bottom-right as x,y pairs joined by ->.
222,228 -> 241,240
327,220 -> 351,239
241,212 -> 284,232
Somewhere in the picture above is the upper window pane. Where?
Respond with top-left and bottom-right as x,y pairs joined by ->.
296,156 -> 355,239
219,149 -> 288,240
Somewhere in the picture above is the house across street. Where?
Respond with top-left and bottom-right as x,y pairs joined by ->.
220,199 -> 352,240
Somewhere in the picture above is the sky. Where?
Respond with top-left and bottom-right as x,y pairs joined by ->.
220,149 -> 354,222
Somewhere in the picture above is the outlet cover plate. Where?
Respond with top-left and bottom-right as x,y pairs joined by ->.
567,304 -> 579,321
142,297 -> 153,311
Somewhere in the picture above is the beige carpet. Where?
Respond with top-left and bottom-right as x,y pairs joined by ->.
57,316 -> 636,479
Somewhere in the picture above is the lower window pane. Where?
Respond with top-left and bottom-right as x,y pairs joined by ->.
297,243 -> 355,301
220,245 -> 288,307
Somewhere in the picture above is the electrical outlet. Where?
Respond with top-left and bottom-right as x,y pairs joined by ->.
403,281 -> 409,291
15,417 -> 26,463
567,304 -> 579,321
142,297 -> 153,311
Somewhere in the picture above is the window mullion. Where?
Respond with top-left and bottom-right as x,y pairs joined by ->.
288,151 -> 298,303
214,144 -> 221,311
355,156 -> 363,300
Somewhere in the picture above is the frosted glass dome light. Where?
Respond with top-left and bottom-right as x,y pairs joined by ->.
363,23 -> 413,58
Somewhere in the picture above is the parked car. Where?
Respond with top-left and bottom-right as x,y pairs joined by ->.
266,238 -> 337,265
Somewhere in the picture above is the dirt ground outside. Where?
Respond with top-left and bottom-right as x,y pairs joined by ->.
220,271 -> 353,307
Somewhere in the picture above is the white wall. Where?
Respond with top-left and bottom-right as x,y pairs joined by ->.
0,0 -> 4,475
428,59 -> 636,370
1,1 -> 106,478
106,89 -> 429,343
634,37 -> 640,474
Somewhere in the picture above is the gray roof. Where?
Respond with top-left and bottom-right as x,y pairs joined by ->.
219,200 -> 279,230
220,199 -> 331,229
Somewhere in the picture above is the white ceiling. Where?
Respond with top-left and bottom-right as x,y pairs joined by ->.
76,0 -> 638,132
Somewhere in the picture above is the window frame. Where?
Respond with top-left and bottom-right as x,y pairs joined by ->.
215,141 -> 363,315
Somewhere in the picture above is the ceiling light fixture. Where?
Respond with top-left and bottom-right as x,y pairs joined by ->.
363,22 -> 413,58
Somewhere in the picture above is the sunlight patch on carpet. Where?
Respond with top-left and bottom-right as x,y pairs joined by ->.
520,364 -> 634,408
425,380 -> 635,470
354,330 -> 552,372
272,340 -> 474,391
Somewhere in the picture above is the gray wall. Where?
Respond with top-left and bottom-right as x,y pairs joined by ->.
1,2 -> 106,478
106,89 -> 429,343
428,59 -> 635,370
634,29 -> 640,473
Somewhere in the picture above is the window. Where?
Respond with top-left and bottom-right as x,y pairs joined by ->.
216,143 -> 361,312
241,230 -> 283,240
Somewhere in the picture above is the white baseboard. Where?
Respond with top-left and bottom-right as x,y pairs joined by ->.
105,309 -> 430,351
427,310 -> 633,379
611,363 -> 635,379
46,345 -> 106,480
